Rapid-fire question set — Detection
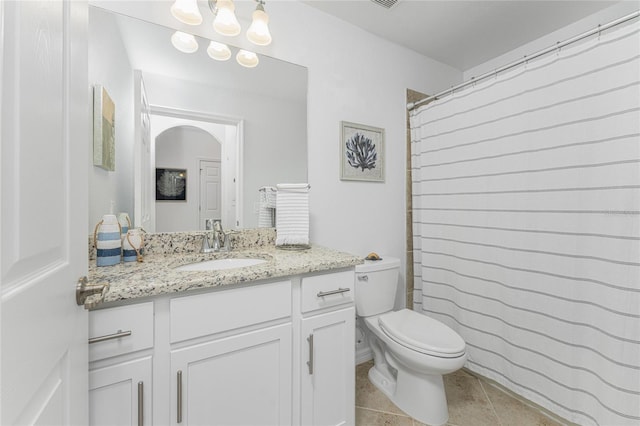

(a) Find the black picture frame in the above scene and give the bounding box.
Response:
[156,168,187,201]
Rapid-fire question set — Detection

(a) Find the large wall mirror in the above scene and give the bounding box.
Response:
[88,6,307,233]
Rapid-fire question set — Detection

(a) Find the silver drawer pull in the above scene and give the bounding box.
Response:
[317,288,351,298]
[138,381,144,426]
[177,370,183,423]
[307,334,314,375]
[88,329,132,344]
[357,275,368,281]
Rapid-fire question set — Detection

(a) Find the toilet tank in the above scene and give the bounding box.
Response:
[355,257,400,317]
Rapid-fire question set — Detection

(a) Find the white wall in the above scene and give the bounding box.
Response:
[155,126,221,232]
[463,1,640,80]
[89,0,464,306]
[88,7,135,231]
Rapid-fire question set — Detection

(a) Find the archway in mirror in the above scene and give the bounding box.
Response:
[151,117,238,233]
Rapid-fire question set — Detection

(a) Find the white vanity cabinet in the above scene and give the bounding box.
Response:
[88,268,356,426]
[88,302,154,426]
[168,280,293,426]
[299,271,356,426]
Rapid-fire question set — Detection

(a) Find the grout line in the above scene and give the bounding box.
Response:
[355,405,411,419]
[479,378,505,426]
[473,372,573,426]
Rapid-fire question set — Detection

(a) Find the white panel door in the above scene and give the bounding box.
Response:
[199,160,221,229]
[171,324,292,425]
[89,357,153,426]
[134,70,153,232]
[1,0,89,424]
[301,308,355,426]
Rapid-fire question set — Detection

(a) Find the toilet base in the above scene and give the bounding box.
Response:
[368,363,449,426]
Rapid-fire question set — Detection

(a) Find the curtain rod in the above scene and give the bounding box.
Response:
[407,9,640,111]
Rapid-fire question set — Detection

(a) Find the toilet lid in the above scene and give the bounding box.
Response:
[378,309,466,358]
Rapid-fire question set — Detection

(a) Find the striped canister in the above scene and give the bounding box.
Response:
[94,214,122,266]
[122,228,144,262]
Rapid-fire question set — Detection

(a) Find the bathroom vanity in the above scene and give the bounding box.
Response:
[86,230,361,426]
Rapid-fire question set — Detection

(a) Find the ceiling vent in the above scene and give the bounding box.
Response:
[370,0,401,9]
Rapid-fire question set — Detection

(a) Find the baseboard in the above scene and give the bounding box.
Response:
[355,348,372,365]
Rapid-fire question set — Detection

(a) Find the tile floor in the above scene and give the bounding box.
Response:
[355,360,564,426]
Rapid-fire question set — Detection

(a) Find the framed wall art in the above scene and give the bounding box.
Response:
[156,168,187,201]
[340,121,385,182]
[93,85,116,171]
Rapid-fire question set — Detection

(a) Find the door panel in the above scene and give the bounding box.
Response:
[89,357,153,426]
[1,0,89,424]
[171,324,292,425]
[301,308,355,426]
[199,160,221,229]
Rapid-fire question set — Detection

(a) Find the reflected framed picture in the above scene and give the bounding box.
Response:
[340,121,385,182]
[156,168,187,201]
[93,85,116,171]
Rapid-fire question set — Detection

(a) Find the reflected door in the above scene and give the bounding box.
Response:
[199,160,222,229]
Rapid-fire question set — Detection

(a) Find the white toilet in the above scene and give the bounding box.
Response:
[355,257,467,426]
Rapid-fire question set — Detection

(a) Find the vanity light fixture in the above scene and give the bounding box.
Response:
[236,49,259,68]
[170,0,203,25]
[246,1,272,46]
[171,31,199,53]
[207,41,232,61]
[195,0,272,46]
[210,0,242,37]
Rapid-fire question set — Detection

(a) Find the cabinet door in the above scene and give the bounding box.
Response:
[89,357,152,426]
[301,307,355,426]
[171,323,292,426]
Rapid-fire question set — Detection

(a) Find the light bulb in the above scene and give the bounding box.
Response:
[170,0,203,25]
[171,31,199,53]
[207,41,231,61]
[246,4,271,46]
[213,0,241,37]
[236,50,259,68]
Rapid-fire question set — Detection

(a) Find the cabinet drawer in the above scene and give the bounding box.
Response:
[301,270,355,313]
[89,302,154,362]
[170,280,292,343]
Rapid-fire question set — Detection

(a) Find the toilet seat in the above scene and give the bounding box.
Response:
[378,309,465,358]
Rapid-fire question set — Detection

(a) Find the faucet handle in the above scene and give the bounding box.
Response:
[205,218,214,230]
[223,232,232,251]
[201,233,212,252]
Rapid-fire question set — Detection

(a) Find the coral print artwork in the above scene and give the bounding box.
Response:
[340,121,385,182]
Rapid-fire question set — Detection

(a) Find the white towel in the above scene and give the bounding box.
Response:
[258,186,277,227]
[276,183,310,246]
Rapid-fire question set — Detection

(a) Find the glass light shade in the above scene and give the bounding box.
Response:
[246,6,271,46]
[171,31,199,53]
[207,41,231,61]
[213,0,241,36]
[170,0,203,25]
[236,50,259,68]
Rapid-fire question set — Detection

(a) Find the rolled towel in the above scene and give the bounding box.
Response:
[258,186,277,227]
[276,183,309,246]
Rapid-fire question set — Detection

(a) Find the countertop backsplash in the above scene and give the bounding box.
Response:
[88,228,277,261]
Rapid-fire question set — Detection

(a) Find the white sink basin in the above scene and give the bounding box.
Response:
[174,257,267,272]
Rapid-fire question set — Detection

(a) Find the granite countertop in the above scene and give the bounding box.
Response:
[86,244,363,309]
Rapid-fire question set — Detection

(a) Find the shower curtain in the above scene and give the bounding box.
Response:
[410,18,639,426]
